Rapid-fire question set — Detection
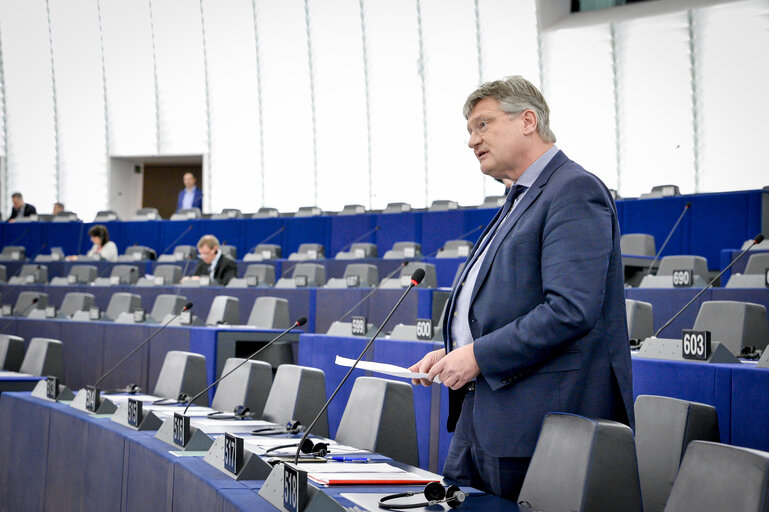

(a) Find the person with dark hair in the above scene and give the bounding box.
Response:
[8,192,36,222]
[66,224,118,262]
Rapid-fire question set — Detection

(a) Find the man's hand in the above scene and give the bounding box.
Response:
[428,343,480,390]
[408,348,446,387]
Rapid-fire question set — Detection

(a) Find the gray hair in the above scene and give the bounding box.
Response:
[463,75,556,143]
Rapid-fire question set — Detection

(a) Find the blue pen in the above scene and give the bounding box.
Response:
[329,456,369,462]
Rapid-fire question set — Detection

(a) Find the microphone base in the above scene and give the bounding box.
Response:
[203,435,273,480]
[635,338,739,364]
[155,420,213,451]
[111,401,163,431]
[30,380,75,402]
[69,388,118,415]
[258,462,346,512]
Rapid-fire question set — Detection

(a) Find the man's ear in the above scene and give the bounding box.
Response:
[521,109,538,136]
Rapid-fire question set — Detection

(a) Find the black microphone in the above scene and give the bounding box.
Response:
[647,202,692,274]
[160,225,194,256]
[106,190,123,207]
[336,226,381,254]
[84,303,194,410]
[0,298,39,333]
[293,268,425,464]
[182,316,308,415]
[653,234,764,338]
[264,438,328,457]
[249,226,286,253]
[338,261,409,322]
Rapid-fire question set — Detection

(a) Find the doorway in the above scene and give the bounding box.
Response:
[143,161,203,219]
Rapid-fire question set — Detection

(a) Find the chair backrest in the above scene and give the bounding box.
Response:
[211,358,273,416]
[429,199,458,211]
[219,244,237,260]
[0,334,25,371]
[634,395,720,512]
[59,292,95,317]
[133,207,160,220]
[383,202,411,214]
[384,241,421,259]
[657,255,709,279]
[342,264,379,287]
[741,238,769,251]
[68,265,98,284]
[152,351,207,406]
[295,206,322,217]
[518,413,642,512]
[621,234,656,256]
[173,208,201,219]
[153,265,182,285]
[252,207,279,218]
[18,264,48,284]
[745,253,769,275]
[692,300,769,355]
[247,297,290,329]
[297,243,323,257]
[174,245,197,259]
[149,294,188,322]
[253,244,281,259]
[107,264,138,284]
[480,195,505,208]
[340,204,365,215]
[19,337,64,378]
[122,246,156,262]
[640,184,680,198]
[664,441,769,512]
[94,210,119,222]
[399,262,437,288]
[244,264,276,286]
[289,263,326,286]
[105,293,142,321]
[349,243,377,258]
[1,246,26,259]
[626,299,654,342]
[13,292,48,316]
[52,211,78,222]
[0,264,6,283]
[438,240,473,258]
[261,364,329,437]
[205,296,239,325]
[335,377,419,466]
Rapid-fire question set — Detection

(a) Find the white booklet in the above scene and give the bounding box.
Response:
[334,355,441,383]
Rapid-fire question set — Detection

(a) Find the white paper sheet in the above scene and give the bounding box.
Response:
[334,355,441,383]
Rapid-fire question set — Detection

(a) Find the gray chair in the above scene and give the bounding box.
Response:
[13,292,48,316]
[153,351,207,406]
[335,377,419,466]
[0,246,26,260]
[252,207,279,218]
[295,206,322,217]
[383,241,421,259]
[429,199,458,211]
[120,246,156,262]
[664,441,769,512]
[479,195,505,208]
[154,265,182,285]
[104,293,142,321]
[626,299,654,342]
[0,334,25,371]
[247,297,290,329]
[52,211,78,222]
[518,412,642,512]
[287,243,324,261]
[220,244,237,260]
[58,292,95,318]
[148,294,188,323]
[92,264,140,286]
[0,264,6,283]
[276,263,326,288]
[170,208,201,220]
[211,358,273,417]
[9,264,48,285]
[157,245,197,263]
[244,264,276,287]
[379,262,437,289]
[211,208,242,219]
[243,244,282,261]
[261,364,329,437]
[335,242,378,260]
[621,234,656,256]
[133,207,160,220]
[727,253,769,287]
[634,395,720,512]
[93,210,119,222]
[741,238,769,251]
[639,184,680,198]
[339,204,365,215]
[19,338,64,378]
[69,265,98,284]
[691,300,769,356]
[383,202,411,214]
[639,255,709,288]
[325,264,379,289]
[205,296,239,325]
[437,240,473,259]
[34,247,65,263]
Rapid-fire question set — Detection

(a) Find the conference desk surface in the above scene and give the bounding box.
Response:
[0,392,521,512]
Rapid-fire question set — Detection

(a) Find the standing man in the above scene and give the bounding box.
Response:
[186,235,237,286]
[176,172,203,212]
[8,192,37,222]
[410,76,633,500]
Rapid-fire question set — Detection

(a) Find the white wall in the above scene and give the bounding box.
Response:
[0,0,766,219]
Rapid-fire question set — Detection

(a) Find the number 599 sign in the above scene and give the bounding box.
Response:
[682,329,711,360]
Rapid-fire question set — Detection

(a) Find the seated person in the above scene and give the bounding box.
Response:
[8,192,36,222]
[66,225,118,262]
[53,202,65,215]
[183,235,237,286]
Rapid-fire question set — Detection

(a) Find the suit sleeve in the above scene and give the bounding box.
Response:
[473,173,614,391]
[193,190,203,210]
[218,259,237,285]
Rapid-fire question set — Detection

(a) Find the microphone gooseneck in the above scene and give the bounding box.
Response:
[653,233,764,337]
[293,269,425,464]
[647,202,691,274]
[0,298,39,334]
[338,261,408,322]
[182,316,308,415]
[160,225,194,256]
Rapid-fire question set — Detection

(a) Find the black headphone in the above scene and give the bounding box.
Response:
[252,419,305,436]
[152,392,189,405]
[378,482,466,509]
[264,438,329,457]
[207,405,256,420]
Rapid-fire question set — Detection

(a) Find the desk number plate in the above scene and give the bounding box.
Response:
[223,433,243,475]
[351,316,367,336]
[179,310,192,325]
[89,307,100,320]
[85,385,100,412]
[682,330,711,361]
[346,274,360,288]
[46,376,59,400]
[416,319,434,340]
[45,306,57,318]
[295,275,308,288]
[173,413,190,447]
[127,398,143,427]
[672,269,693,287]
[246,275,259,287]
[283,463,307,512]
[133,309,145,323]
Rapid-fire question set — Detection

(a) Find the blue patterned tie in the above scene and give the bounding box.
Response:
[468,184,527,263]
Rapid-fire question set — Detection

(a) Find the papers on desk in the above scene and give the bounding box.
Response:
[334,355,442,383]
[101,393,159,404]
[297,462,441,486]
[0,371,36,378]
[148,405,216,418]
[192,418,272,434]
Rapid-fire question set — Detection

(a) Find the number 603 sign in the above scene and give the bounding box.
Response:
[682,329,711,361]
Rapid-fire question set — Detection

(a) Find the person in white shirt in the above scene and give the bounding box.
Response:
[66,225,118,262]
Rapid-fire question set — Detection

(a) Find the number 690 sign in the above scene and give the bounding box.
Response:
[682,329,711,361]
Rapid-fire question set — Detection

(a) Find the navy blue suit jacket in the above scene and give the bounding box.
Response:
[443,150,634,458]
[177,187,203,211]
